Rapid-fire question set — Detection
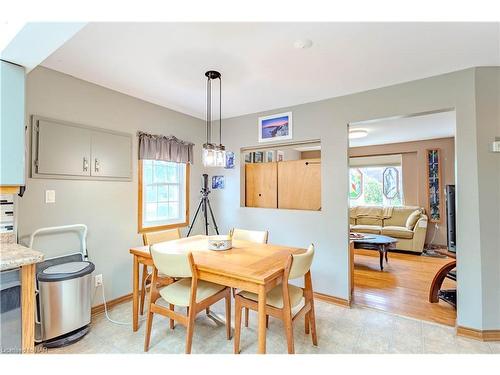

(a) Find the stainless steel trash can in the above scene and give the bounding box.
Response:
[38,261,95,345]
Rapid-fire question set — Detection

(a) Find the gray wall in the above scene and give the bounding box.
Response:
[474,68,500,330]
[18,67,205,305]
[208,67,500,331]
[18,66,500,331]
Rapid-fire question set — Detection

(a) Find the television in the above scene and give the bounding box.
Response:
[445,185,456,252]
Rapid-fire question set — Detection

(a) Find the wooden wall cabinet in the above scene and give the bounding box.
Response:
[278,158,321,210]
[245,163,277,208]
[245,158,321,211]
[31,116,132,181]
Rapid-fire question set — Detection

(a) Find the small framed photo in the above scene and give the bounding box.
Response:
[277,150,284,162]
[265,151,274,162]
[212,175,225,189]
[258,112,292,143]
[244,153,252,163]
[253,151,264,163]
[225,151,235,169]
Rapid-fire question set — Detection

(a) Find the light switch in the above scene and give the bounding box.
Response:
[45,190,56,203]
[491,140,500,153]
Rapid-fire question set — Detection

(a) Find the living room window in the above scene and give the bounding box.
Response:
[138,160,189,232]
[349,155,404,207]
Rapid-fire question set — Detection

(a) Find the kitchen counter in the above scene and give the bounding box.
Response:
[0,239,43,353]
[0,242,44,271]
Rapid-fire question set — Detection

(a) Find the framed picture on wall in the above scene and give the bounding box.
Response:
[277,150,284,162]
[212,175,225,189]
[225,151,235,169]
[426,149,442,222]
[253,151,263,163]
[258,112,293,143]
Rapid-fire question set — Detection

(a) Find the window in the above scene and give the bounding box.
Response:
[138,160,189,232]
[349,165,404,207]
[350,168,363,199]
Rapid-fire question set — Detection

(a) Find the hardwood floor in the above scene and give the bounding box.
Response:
[353,249,456,326]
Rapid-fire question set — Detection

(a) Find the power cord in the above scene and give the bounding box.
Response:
[427,223,439,249]
[93,280,147,326]
[424,223,440,253]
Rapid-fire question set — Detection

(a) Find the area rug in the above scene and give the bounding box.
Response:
[422,249,447,258]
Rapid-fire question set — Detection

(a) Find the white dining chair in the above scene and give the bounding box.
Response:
[234,244,317,354]
[140,228,181,314]
[230,227,270,325]
[230,228,269,244]
[144,247,232,354]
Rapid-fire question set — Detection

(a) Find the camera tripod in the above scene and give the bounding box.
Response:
[187,174,219,236]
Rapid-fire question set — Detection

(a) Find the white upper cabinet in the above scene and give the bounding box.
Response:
[36,119,91,177]
[0,61,26,186]
[91,130,132,178]
[32,116,132,181]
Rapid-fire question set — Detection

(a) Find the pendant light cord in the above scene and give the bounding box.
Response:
[204,72,222,147]
[219,77,222,145]
[207,77,211,144]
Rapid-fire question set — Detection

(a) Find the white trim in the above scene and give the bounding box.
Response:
[349,154,402,167]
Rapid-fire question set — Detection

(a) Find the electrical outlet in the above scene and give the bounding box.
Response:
[95,274,103,287]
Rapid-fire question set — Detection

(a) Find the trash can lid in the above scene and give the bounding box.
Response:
[38,261,95,282]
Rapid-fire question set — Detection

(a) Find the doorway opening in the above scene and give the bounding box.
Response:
[348,109,457,326]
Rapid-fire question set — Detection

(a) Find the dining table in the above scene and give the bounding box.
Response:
[129,234,305,354]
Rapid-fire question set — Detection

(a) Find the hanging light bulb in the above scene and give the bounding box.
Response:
[215,145,226,167]
[202,70,230,168]
[203,145,216,167]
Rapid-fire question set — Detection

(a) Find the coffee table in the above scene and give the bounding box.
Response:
[351,234,397,270]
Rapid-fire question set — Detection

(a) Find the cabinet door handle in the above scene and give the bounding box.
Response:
[83,157,88,172]
[94,158,100,173]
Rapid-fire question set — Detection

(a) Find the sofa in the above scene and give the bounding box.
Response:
[350,205,428,253]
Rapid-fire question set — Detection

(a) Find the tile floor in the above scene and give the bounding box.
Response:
[45,298,498,354]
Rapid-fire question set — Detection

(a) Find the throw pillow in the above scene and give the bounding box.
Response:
[405,210,421,230]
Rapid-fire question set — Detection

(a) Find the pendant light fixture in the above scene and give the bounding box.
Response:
[202,70,227,167]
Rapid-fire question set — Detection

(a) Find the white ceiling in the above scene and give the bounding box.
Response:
[349,110,456,147]
[1,22,86,72]
[41,22,500,120]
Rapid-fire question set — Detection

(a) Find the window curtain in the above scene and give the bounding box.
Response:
[138,131,194,164]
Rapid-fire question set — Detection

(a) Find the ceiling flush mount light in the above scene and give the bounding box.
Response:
[202,70,228,168]
[293,38,313,49]
[348,129,369,139]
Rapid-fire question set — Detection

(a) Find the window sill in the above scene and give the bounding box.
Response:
[138,220,189,234]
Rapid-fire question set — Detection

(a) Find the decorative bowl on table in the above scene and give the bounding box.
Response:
[208,235,232,251]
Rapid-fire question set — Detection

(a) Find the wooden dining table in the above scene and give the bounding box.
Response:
[129,234,305,354]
